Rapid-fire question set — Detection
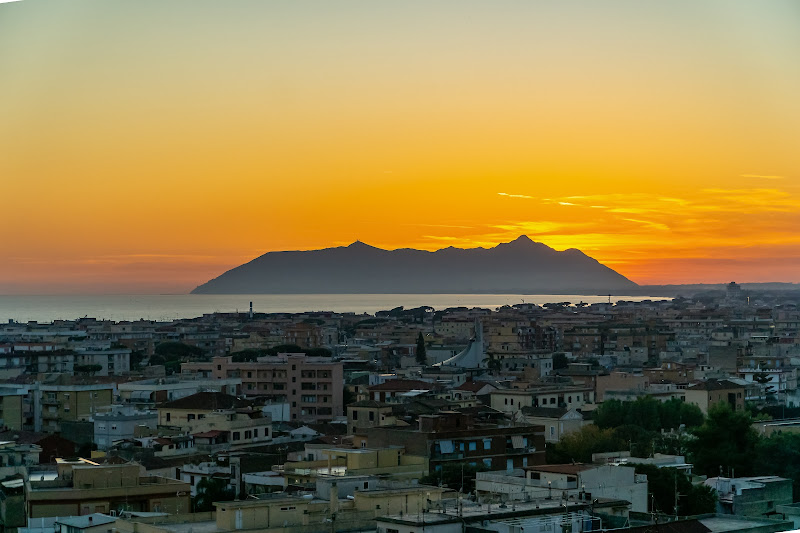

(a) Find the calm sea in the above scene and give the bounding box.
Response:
[0,294,668,323]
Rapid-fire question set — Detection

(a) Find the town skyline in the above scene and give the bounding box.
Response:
[2,1,800,294]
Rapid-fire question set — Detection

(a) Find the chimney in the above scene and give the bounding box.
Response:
[330,481,339,514]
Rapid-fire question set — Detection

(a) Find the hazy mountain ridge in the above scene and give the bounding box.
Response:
[191,236,639,295]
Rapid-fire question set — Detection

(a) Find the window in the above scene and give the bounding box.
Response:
[254,428,259,437]
[166,413,171,422]
[233,432,240,441]
[369,411,375,421]
[188,414,195,421]
[483,438,492,450]
[352,410,358,420]
[550,426,555,436]
[247,372,252,378]
[468,441,477,451]
[244,430,252,439]
[483,458,492,468]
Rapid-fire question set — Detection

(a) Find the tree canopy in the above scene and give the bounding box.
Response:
[689,403,759,478]
[194,477,235,512]
[547,425,625,463]
[594,397,704,433]
[633,464,717,516]
[416,332,427,365]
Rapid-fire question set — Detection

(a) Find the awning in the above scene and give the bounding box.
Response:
[439,440,454,454]
[511,435,525,449]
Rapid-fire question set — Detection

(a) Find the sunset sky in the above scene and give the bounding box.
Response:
[2,1,800,294]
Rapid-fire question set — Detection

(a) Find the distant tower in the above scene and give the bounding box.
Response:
[249,301,253,319]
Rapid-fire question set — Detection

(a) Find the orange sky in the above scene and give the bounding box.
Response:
[2,1,800,293]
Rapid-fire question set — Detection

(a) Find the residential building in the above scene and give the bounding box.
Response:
[181,354,343,422]
[25,462,190,518]
[684,379,746,414]
[156,391,252,430]
[54,514,118,533]
[363,411,545,472]
[705,476,793,517]
[117,376,241,409]
[490,386,595,414]
[93,406,158,451]
[0,439,41,467]
[346,401,398,434]
[520,407,590,443]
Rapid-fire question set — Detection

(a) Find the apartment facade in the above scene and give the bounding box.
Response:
[182,354,343,422]
[364,412,545,472]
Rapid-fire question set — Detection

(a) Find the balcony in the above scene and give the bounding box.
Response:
[431,451,465,460]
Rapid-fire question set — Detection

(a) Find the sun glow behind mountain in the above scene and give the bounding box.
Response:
[1,1,800,293]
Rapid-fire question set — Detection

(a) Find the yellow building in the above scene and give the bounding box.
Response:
[26,462,190,518]
[214,484,445,533]
[0,391,24,431]
[684,378,745,414]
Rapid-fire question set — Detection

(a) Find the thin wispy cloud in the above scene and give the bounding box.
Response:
[741,174,784,180]
[622,218,670,231]
[497,192,533,199]
[406,223,474,229]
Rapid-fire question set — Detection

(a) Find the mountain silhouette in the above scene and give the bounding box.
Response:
[191,236,638,294]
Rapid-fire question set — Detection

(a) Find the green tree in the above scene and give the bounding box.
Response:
[659,398,704,430]
[483,355,502,373]
[342,386,356,406]
[634,464,716,516]
[594,397,703,433]
[416,332,427,365]
[625,396,661,430]
[129,350,145,371]
[612,425,658,458]
[685,484,719,516]
[230,349,268,362]
[754,431,800,496]
[593,399,627,429]
[193,477,235,512]
[552,353,569,370]
[154,341,206,359]
[547,425,624,464]
[689,403,759,477]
